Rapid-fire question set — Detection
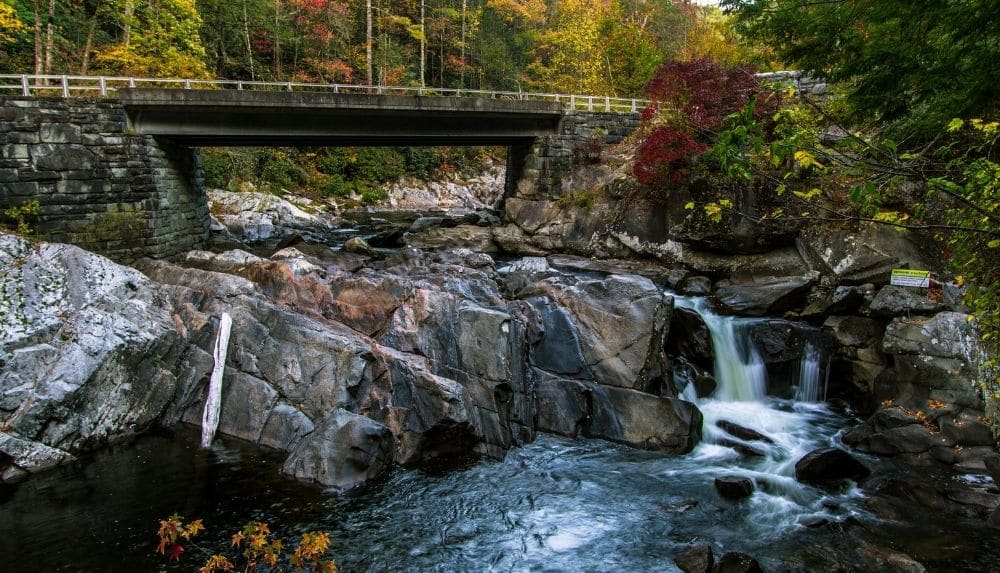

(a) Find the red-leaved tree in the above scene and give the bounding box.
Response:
[635,58,776,185]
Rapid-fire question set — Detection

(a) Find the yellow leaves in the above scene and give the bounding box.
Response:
[947,118,966,132]
[199,555,235,573]
[684,201,695,210]
[793,149,825,170]
[873,210,910,229]
[792,188,822,201]
[0,2,26,44]
[291,532,335,571]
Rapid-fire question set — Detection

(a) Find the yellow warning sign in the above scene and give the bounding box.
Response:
[890,269,931,287]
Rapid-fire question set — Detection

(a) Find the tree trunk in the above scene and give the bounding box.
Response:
[33,0,42,76]
[243,0,255,80]
[366,0,373,86]
[419,0,425,87]
[460,0,466,89]
[43,0,55,74]
[274,0,282,78]
[79,1,102,75]
[123,0,133,46]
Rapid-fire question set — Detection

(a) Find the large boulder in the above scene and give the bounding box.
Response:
[281,408,394,491]
[882,312,977,358]
[207,189,339,246]
[534,375,702,453]
[511,272,672,391]
[0,234,186,479]
[794,447,871,484]
[869,285,947,318]
[405,225,498,253]
[715,275,816,316]
[797,223,937,285]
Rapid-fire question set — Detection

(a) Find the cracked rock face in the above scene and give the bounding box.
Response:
[0,234,185,477]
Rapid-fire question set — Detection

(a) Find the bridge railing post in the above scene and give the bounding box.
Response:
[237,81,243,90]
[631,99,637,113]
[605,96,610,112]
[128,77,135,88]
[587,96,593,112]
[99,76,107,96]
[184,79,191,89]
[20,74,30,96]
[61,75,69,97]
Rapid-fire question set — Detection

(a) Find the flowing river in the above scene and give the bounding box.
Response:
[1,294,996,571]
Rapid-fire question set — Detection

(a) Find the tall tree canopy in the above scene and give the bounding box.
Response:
[0,0,744,97]
[723,0,1000,139]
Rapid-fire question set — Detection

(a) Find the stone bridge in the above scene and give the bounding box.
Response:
[0,88,641,260]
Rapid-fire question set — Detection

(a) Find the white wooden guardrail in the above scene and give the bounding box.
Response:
[0,74,651,114]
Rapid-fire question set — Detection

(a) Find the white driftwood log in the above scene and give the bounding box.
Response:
[200,312,233,448]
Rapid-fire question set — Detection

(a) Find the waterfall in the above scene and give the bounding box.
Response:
[672,296,767,402]
[794,342,827,403]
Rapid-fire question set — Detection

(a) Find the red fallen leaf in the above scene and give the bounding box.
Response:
[168,543,185,561]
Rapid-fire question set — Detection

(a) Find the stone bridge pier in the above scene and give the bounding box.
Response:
[0,90,642,260]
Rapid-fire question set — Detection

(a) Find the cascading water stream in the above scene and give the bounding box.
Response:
[670,294,856,531]
[795,341,828,403]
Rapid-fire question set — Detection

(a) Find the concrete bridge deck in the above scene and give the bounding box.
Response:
[120,89,567,147]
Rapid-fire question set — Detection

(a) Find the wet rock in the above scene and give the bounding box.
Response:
[794,448,870,484]
[869,285,947,318]
[343,236,378,257]
[662,498,699,513]
[714,476,755,500]
[823,316,884,348]
[717,420,774,444]
[589,386,702,453]
[666,306,714,371]
[718,440,766,458]
[680,276,712,296]
[985,454,1000,485]
[857,545,926,573]
[714,551,763,573]
[675,544,714,573]
[715,275,815,316]
[799,515,830,528]
[671,356,716,399]
[281,409,394,491]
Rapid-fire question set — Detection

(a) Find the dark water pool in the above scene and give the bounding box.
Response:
[1,422,997,572]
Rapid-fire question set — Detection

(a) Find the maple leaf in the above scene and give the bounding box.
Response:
[168,543,185,561]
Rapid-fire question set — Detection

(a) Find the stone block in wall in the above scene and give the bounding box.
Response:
[39,122,81,144]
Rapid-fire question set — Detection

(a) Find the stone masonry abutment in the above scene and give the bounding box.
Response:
[0,97,208,261]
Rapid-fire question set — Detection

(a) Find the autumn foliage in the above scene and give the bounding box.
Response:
[157,515,336,572]
[634,58,776,185]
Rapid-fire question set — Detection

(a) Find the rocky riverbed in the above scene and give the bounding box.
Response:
[2,167,999,570]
